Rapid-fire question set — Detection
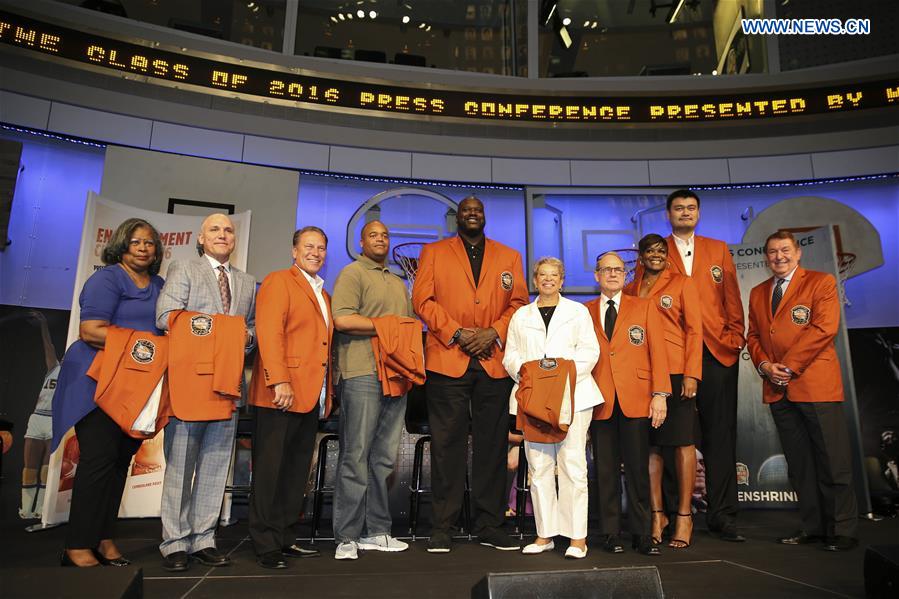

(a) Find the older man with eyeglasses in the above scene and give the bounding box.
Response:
[585,251,671,557]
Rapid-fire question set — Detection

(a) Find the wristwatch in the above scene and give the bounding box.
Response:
[451,329,462,344]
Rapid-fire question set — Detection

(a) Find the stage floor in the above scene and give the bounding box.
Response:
[1,510,896,598]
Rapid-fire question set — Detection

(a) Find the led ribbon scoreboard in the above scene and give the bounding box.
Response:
[1,10,897,124]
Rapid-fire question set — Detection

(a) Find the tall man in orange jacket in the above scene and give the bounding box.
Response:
[747,231,858,552]
[412,196,529,553]
[664,189,746,542]
[586,252,671,556]
[330,220,417,560]
[156,213,257,572]
[248,226,333,569]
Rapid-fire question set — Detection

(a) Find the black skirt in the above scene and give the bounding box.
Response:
[649,373,699,447]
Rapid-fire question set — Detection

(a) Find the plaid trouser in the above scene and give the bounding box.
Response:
[159,413,237,556]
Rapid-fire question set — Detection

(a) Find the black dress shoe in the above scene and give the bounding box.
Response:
[822,536,858,552]
[191,547,231,567]
[92,549,131,567]
[163,551,190,572]
[601,535,625,554]
[60,551,100,568]
[282,544,320,558]
[633,535,661,556]
[257,551,288,569]
[778,531,823,545]
[718,527,746,543]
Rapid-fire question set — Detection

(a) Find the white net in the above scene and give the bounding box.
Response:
[392,242,425,290]
[837,252,856,306]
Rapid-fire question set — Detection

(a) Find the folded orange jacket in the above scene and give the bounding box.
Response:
[167,310,246,421]
[370,315,426,397]
[515,357,577,444]
[86,326,172,439]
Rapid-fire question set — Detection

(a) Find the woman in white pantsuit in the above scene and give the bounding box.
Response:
[503,257,603,559]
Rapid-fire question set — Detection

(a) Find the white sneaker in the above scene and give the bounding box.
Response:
[522,540,555,555]
[358,534,409,552]
[565,545,588,559]
[334,541,359,560]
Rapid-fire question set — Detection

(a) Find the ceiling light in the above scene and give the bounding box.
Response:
[562,17,571,26]
[369,10,377,18]
[425,25,431,31]
[591,21,598,29]
[418,22,426,29]
[712,69,718,75]
[330,16,338,23]
[338,13,345,20]
[583,20,590,27]
[357,9,365,18]
[402,15,410,24]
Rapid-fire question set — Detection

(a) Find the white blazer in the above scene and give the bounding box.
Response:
[503,295,604,414]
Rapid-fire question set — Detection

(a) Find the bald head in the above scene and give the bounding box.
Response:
[198,213,236,263]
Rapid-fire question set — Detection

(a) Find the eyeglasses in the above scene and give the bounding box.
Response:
[597,267,627,275]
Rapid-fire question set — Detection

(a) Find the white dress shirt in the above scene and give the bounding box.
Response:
[772,265,799,299]
[599,290,623,326]
[297,264,329,414]
[672,233,695,276]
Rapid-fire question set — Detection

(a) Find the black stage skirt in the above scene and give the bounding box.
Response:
[650,373,699,447]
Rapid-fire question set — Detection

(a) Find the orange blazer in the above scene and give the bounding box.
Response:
[370,315,426,397]
[515,358,576,444]
[585,295,671,420]
[665,234,745,367]
[747,267,843,404]
[625,268,703,380]
[412,236,528,379]
[167,311,246,421]
[87,326,172,439]
[250,266,333,416]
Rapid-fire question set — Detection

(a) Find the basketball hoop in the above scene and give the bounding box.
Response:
[392,242,426,290]
[837,252,856,306]
[609,249,641,286]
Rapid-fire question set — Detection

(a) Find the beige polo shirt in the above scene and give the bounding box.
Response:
[331,254,415,381]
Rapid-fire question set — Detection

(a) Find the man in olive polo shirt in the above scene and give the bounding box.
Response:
[331,220,416,560]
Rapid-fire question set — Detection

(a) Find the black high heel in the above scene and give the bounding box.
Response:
[92,548,131,566]
[60,551,100,567]
[650,510,668,545]
[668,513,693,549]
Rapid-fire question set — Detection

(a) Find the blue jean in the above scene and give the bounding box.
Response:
[333,374,407,542]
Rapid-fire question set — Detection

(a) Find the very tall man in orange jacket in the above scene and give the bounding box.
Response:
[663,189,746,542]
[747,231,858,552]
[248,226,333,569]
[412,196,528,553]
[586,251,671,556]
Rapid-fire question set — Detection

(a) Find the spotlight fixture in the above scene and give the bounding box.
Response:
[338,13,345,20]
[712,69,718,75]
[418,22,426,29]
[425,25,431,31]
[369,10,377,18]
[330,16,338,23]
[402,15,410,24]
[357,9,365,18]
[583,20,590,27]
[590,21,598,29]
[562,17,571,26]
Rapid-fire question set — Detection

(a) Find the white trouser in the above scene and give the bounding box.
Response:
[525,408,592,540]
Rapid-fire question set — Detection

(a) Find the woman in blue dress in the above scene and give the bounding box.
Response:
[52,218,165,567]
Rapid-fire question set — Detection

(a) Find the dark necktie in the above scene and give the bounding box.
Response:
[771,278,785,315]
[604,299,617,338]
[217,265,232,315]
